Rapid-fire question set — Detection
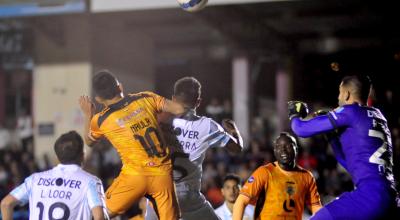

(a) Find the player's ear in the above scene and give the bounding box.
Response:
[345,90,350,101]
[94,96,103,104]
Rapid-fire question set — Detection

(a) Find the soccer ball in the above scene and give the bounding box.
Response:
[177,0,208,12]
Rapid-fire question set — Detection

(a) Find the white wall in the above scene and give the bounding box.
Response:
[33,63,91,165]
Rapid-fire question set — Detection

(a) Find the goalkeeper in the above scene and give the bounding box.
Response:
[287,75,399,220]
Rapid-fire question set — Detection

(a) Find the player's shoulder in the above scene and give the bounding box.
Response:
[132,91,158,98]
[257,163,276,174]
[203,116,216,126]
[208,117,224,131]
[94,106,111,119]
[214,204,227,216]
[295,165,316,178]
[214,204,224,213]
[207,117,218,124]
[27,168,56,183]
[26,170,45,181]
[333,104,354,113]
[34,167,55,177]
[77,169,101,182]
[245,164,273,183]
[330,104,360,119]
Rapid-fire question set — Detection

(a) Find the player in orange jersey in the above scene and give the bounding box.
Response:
[233,132,322,220]
[79,70,184,219]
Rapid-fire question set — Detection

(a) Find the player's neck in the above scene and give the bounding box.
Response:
[278,161,296,171]
[184,108,196,115]
[103,95,124,107]
[347,96,365,106]
[226,201,234,213]
[181,109,199,120]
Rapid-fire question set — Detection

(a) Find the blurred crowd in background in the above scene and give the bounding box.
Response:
[0,89,399,219]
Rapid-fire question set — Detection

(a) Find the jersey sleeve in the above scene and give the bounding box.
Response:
[291,115,335,138]
[240,166,269,204]
[305,172,321,208]
[141,91,166,113]
[88,114,104,141]
[290,104,355,138]
[327,105,354,129]
[10,175,33,205]
[208,120,231,148]
[87,178,106,209]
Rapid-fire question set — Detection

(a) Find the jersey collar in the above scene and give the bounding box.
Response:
[181,109,200,121]
[223,202,233,215]
[55,164,81,172]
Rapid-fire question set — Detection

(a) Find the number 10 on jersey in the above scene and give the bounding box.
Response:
[133,126,167,158]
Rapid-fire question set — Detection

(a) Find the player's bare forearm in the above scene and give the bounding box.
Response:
[233,195,250,220]
[92,206,106,220]
[79,95,96,146]
[1,195,20,220]
[83,116,95,147]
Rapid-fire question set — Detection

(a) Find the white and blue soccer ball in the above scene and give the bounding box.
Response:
[177,0,208,12]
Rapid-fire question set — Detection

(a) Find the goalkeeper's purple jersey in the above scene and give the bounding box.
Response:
[291,103,395,190]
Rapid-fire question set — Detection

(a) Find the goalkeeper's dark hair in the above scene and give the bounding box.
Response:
[223,174,242,185]
[54,131,84,165]
[93,70,121,100]
[341,75,372,103]
[174,76,201,108]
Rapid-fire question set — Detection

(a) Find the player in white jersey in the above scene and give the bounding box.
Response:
[1,131,107,220]
[215,174,254,220]
[145,76,243,220]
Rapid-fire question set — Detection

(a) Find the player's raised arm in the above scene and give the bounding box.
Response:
[288,101,336,137]
[0,195,20,220]
[232,194,250,220]
[79,95,96,146]
[221,119,243,153]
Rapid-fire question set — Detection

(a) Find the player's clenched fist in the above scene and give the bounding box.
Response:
[222,119,236,133]
[287,101,309,120]
[222,119,243,147]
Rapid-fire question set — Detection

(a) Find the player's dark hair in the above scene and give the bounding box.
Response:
[93,70,121,100]
[274,132,299,151]
[174,77,201,108]
[341,75,371,103]
[223,174,242,185]
[275,132,298,148]
[54,131,84,165]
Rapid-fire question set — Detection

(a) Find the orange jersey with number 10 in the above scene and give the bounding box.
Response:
[89,91,171,176]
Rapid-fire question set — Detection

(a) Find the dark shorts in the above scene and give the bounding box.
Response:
[311,179,397,220]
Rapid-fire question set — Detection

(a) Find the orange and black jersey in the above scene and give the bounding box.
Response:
[89,91,171,175]
[241,162,321,220]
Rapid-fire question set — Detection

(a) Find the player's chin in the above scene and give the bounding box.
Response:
[228,197,237,203]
